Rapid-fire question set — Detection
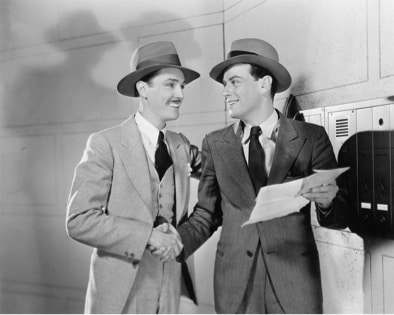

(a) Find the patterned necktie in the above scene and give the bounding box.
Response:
[248,126,268,194]
[154,131,173,180]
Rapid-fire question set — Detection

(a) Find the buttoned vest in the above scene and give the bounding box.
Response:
[147,158,175,223]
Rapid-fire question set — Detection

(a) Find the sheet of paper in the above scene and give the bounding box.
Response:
[242,178,308,227]
[296,166,350,196]
[242,167,350,227]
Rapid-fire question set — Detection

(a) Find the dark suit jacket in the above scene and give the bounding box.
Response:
[178,112,348,314]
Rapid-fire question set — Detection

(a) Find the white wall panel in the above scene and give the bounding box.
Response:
[380,0,394,78]
[225,0,368,97]
[58,0,223,40]
[0,216,69,285]
[0,135,56,206]
[0,0,58,52]
[383,255,394,313]
[224,0,241,10]
[0,291,65,314]
[317,241,366,313]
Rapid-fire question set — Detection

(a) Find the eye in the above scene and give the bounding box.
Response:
[181,84,185,90]
[231,79,240,86]
[166,82,175,89]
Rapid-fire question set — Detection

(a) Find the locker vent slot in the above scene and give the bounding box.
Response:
[335,118,349,137]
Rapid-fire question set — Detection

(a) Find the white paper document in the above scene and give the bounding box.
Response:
[242,167,350,227]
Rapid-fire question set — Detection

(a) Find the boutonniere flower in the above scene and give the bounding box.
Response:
[187,163,192,177]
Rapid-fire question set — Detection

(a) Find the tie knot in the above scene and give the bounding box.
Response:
[158,131,165,143]
[250,126,262,138]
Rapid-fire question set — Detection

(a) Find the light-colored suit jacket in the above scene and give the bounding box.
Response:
[178,112,348,314]
[66,115,200,313]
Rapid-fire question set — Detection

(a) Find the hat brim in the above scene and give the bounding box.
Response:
[117,64,200,97]
[209,55,291,93]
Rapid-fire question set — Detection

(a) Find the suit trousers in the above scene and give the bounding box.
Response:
[237,242,285,314]
[122,250,181,314]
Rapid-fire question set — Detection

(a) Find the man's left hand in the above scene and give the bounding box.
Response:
[301,179,338,209]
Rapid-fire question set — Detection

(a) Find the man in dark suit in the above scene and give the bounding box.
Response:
[176,38,349,313]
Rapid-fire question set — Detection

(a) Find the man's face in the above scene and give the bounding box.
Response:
[222,64,263,121]
[144,67,185,125]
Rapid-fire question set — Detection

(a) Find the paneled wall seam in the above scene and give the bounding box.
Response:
[0,13,223,62]
[224,0,267,23]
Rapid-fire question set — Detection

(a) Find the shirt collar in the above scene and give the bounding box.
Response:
[135,111,167,144]
[241,110,279,144]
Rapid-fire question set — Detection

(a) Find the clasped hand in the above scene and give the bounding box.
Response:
[147,223,183,262]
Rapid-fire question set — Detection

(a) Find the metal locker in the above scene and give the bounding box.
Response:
[372,105,391,234]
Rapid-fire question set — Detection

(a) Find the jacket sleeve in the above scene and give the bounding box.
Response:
[179,133,202,179]
[66,132,152,261]
[312,126,349,229]
[177,135,222,260]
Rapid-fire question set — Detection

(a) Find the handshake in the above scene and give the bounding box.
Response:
[147,222,183,262]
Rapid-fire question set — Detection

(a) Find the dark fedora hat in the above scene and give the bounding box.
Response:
[117,41,200,97]
[209,38,291,93]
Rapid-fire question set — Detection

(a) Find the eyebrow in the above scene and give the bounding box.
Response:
[164,78,185,84]
[223,75,242,84]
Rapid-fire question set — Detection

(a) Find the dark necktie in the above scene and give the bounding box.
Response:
[155,131,173,180]
[248,126,268,194]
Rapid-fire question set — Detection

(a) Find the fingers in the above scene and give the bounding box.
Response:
[148,223,183,262]
[301,180,338,205]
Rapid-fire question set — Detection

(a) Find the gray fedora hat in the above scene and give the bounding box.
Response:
[209,38,291,92]
[117,41,200,97]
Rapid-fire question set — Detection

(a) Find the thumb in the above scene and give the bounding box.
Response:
[157,222,169,233]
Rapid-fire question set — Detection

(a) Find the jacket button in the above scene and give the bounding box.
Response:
[124,251,129,256]
[246,250,253,257]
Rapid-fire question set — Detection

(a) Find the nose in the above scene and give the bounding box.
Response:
[222,84,232,97]
[174,85,184,99]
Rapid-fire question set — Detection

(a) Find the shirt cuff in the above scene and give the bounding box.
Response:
[316,202,333,217]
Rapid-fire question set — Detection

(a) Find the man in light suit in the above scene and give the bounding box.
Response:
[176,38,349,313]
[66,41,201,314]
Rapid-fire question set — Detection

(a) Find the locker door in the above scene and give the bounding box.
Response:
[356,108,374,232]
[372,105,391,234]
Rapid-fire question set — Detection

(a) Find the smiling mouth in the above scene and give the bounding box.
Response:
[167,99,182,108]
[226,99,239,107]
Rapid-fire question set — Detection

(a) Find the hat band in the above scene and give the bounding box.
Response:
[227,50,259,58]
[136,54,181,70]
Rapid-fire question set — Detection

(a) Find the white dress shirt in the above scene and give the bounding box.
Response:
[241,110,279,175]
[135,111,169,164]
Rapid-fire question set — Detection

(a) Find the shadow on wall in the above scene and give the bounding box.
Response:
[0,11,121,312]
[119,10,202,61]
[387,95,394,102]
[1,10,120,128]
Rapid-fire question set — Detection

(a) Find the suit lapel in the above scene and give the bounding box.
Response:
[213,124,256,202]
[268,114,305,184]
[167,131,188,225]
[118,116,152,214]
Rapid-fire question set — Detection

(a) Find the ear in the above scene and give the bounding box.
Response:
[136,80,148,98]
[259,75,272,94]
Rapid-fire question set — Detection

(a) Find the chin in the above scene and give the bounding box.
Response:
[166,113,180,121]
[228,110,239,119]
